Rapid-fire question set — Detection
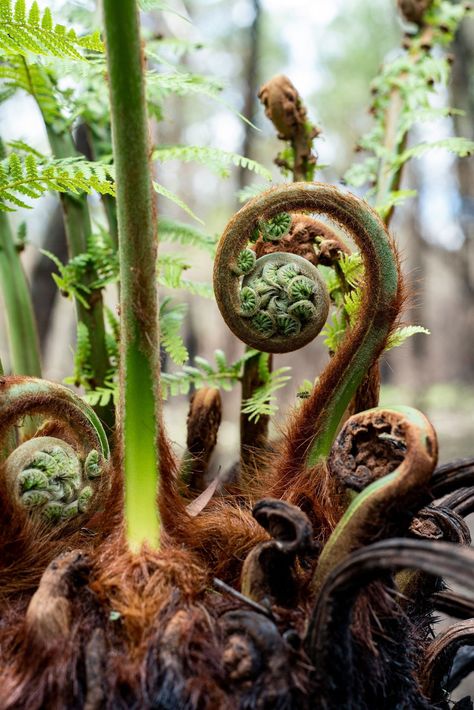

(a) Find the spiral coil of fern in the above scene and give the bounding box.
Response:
[214,193,330,354]
[0,375,110,526]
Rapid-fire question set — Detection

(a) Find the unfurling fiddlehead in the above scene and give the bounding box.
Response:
[312,406,438,593]
[0,376,110,526]
[214,183,402,489]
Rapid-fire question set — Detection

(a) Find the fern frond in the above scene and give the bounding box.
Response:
[0,154,115,211]
[146,70,256,127]
[386,325,430,350]
[161,348,258,399]
[0,55,64,122]
[139,0,190,21]
[159,297,188,365]
[158,252,213,298]
[69,321,93,387]
[147,70,223,100]
[153,145,272,181]
[393,137,474,167]
[237,183,268,204]
[338,253,364,287]
[153,181,203,223]
[158,216,217,255]
[241,366,292,422]
[0,0,103,59]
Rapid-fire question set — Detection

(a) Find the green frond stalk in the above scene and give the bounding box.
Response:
[103,0,161,550]
[0,210,41,379]
[12,56,114,425]
[45,121,113,427]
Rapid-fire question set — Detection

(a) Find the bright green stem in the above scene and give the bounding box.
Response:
[0,211,42,379]
[103,0,161,550]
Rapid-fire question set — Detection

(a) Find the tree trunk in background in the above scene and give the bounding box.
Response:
[451,18,474,381]
[238,0,261,192]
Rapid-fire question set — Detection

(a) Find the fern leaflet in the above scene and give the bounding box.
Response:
[153,145,272,181]
[0,0,103,59]
[0,153,115,211]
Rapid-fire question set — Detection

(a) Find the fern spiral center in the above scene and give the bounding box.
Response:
[5,436,104,524]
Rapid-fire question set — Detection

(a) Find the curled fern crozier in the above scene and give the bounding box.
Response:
[0,375,110,527]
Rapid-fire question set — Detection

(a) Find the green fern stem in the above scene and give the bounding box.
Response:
[103,0,161,550]
[215,183,400,487]
[0,210,41,379]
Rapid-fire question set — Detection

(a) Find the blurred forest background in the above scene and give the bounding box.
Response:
[0,0,473,464]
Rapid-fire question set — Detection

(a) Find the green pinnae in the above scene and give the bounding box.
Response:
[287,274,316,301]
[259,289,279,308]
[22,490,51,508]
[277,313,301,336]
[85,450,102,478]
[268,295,291,314]
[62,501,80,519]
[236,248,257,275]
[276,262,300,287]
[254,280,277,296]
[288,299,317,321]
[78,486,93,512]
[240,286,260,317]
[252,311,276,338]
[262,261,281,287]
[43,501,65,522]
[18,468,49,491]
[261,212,292,241]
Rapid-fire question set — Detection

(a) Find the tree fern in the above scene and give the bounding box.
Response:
[0,153,115,211]
[153,145,272,181]
[0,0,103,59]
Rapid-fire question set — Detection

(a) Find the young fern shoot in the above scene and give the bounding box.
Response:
[103,0,161,550]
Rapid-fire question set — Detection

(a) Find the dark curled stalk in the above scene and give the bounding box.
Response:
[429,457,474,499]
[420,619,474,704]
[305,538,474,709]
[431,591,474,620]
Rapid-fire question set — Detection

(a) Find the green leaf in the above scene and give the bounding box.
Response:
[237,183,267,204]
[139,0,191,21]
[153,145,272,181]
[376,189,418,219]
[0,0,103,59]
[386,325,430,351]
[0,153,115,211]
[241,366,292,422]
[153,181,203,223]
[394,137,474,167]
[158,216,217,255]
[159,297,189,365]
